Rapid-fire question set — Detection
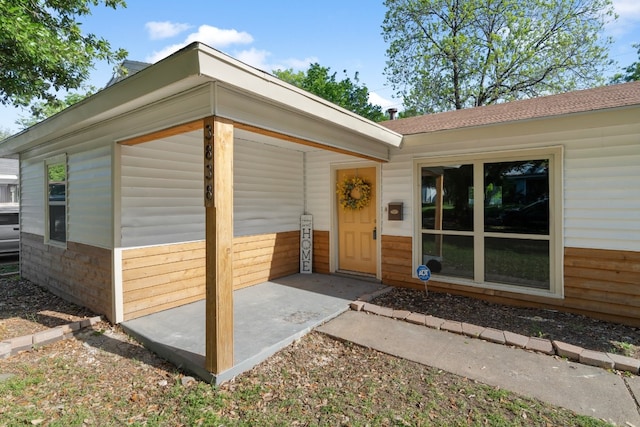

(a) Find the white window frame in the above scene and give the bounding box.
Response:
[413,146,563,298]
[45,154,68,247]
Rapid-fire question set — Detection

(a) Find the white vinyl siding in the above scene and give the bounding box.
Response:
[120,132,306,247]
[19,159,45,235]
[381,150,414,237]
[120,133,204,247]
[234,139,304,237]
[68,147,112,248]
[563,131,640,252]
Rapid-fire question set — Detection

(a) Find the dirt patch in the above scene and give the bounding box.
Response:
[0,276,97,341]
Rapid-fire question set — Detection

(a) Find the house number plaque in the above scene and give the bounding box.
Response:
[204,123,214,207]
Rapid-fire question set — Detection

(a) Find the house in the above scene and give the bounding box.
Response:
[0,158,19,204]
[0,42,402,373]
[0,42,638,376]
[380,81,640,328]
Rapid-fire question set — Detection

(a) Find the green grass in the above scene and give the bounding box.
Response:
[0,262,18,275]
[611,340,637,357]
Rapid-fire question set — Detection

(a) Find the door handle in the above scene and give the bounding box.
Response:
[372,227,377,240]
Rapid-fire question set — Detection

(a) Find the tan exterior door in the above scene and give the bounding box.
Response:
[337,167,377,275]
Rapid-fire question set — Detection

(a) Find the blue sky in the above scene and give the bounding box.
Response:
[2,0,639,133]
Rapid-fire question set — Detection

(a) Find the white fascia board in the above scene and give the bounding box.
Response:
[196,45,403,149]
[0,46,205,157]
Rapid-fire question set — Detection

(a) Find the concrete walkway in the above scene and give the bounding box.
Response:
[318,310,640,426]
[121,273,387,384]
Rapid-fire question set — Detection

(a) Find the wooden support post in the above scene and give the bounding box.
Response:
[204,116,234,374]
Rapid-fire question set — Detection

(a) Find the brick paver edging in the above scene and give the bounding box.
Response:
[0,316,103,359]
[351,290,640,376]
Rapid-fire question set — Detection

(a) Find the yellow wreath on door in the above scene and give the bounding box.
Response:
[337,176,372,210]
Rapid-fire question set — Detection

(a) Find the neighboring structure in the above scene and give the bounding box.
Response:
[104,60,151,88]
[0,158,19,204]
[0,42,638,377]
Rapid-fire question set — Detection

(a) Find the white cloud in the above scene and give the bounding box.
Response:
[144,23,317,74]
[608,0,640,35]
[146,44,187,63]
[369,91,398,111]
[145,21,192,40]
[234,48,272,70]
[145,24,254,63]
[183,25,253,46]
[613,0,640,17]
[217,48,317,74]
[281,57,319,70]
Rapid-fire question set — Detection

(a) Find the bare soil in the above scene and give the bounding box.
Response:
[0,276,96,341]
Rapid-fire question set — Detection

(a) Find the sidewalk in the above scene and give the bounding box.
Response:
[318,310,640,426]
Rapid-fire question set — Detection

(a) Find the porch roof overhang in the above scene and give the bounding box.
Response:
[0,42,402,161]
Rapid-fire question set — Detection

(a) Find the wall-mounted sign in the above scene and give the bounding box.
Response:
[300,215,313,274]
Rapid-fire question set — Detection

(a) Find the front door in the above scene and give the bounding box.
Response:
[337,167,377,275]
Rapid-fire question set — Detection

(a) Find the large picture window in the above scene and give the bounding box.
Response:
[46,157,67,244]
[416,148,562,296]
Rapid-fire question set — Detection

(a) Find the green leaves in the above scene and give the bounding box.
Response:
[383,0,616,113]
[0,0,127,108]
[16,86,96,128]
[274,63,387,122]
[611,43,640,83]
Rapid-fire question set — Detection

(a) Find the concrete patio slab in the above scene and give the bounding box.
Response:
[121,274,387,384]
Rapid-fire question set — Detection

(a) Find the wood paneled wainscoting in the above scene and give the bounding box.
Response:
[381,235,640,327]
[233,231,300,289]
[21,232,113,321]
[313,230,330,274]
[120,231,301,321]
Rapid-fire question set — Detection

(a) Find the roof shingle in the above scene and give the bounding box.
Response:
[380,81,640,135]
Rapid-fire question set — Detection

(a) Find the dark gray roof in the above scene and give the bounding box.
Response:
[105,60,152,88]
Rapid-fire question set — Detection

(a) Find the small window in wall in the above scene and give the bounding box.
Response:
[415,148,562,297]
[46,157,67,244]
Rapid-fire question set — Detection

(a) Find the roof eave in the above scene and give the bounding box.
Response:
[0,45,204,157]
[0,42,403,157]
[196,45,403,149]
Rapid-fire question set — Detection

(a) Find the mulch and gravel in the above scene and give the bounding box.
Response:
[371,287,640,360]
